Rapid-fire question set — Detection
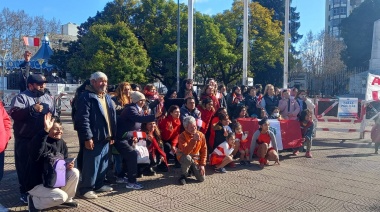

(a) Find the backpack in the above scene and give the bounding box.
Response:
[42,149,66,188]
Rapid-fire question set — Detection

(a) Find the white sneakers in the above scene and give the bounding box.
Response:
[83,185,113,199]
[96,185,113,192]
[83,191,98,199]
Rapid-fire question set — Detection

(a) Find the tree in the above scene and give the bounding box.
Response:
[76,0,189,89]
[340,0,380,70]
[253,0,302,52]
[67,22,149,84]
[194,13,237,85]
[214,1,284,86]
[0,8,61,60]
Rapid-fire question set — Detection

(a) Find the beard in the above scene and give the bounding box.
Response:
[32,88,45,97]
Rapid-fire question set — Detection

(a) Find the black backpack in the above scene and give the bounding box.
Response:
[42,146,66,188]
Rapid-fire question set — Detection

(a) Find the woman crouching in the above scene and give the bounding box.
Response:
[250,118,280,168]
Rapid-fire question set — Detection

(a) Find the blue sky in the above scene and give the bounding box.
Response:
[3,0,325,41]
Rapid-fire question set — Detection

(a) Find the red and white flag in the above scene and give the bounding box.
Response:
[237,118,303,150]
[133,131,147,139]
[23,37,40,46]
[196,119,206,129]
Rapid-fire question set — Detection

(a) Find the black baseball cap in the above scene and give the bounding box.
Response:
[27,74,48,84]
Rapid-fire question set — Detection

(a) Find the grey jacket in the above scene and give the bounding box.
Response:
[10,89,56,138]
[249,130,278,160]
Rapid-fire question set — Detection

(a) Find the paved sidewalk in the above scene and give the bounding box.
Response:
[1,116,380,211]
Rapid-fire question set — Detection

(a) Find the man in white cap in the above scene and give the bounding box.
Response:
[74,71,116,199]
[113,91,161,189]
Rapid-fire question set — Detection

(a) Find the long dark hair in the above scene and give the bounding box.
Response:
[141,122,163,146]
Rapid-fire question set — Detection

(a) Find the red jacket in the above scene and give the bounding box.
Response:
[196,105,215,135]
[208,116,219,151]
[158,115,181,147]
[0,103,11,153]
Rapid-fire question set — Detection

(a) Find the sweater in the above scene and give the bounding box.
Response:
[177,131,207,166]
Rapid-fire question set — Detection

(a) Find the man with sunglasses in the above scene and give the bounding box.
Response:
[9,74,56,204]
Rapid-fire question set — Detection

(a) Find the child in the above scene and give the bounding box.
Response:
[213,114,233,150]
[209,132,235,173]
[298,109,314,158]
[371,116,380,154]
[268,106,283,120]
[234,122,250,165]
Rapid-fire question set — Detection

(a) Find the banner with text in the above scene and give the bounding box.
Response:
[366,73,380,101]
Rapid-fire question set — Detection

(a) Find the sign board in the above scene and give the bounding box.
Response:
[46,83,65,96]
[247,77,253,86]
[338,98,358,118]
[366,73,380,101]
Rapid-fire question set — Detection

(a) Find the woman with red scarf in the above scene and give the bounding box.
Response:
[200,85,220,112]
[250,118,280,168]
[197,98,215,135]
[158,105,182,167]
[141,121,169,173]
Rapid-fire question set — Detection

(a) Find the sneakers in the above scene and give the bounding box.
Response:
[214,167,227,173]
[20,193,28,204]
[116,177,129,184]
[62,198,78,208]
[305,151,313,158]
[126,182,143,190]
[178,176,187,185]
[96,185,113,192]
[83,191,98,199]
[28,195,40,212]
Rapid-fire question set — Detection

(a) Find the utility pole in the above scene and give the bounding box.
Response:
[242,0,249,86]
[283,0,290,89]
[187,0,194,80]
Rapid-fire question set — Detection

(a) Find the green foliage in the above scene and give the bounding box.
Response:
[68,22,149,84]
[253,0,302,52]
[340,0,380,70]
[215,1,284,86]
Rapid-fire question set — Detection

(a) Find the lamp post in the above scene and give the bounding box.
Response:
[37,58,44,74]
[177,0,180,91]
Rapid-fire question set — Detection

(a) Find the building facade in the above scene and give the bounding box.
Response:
[325,0,364,37]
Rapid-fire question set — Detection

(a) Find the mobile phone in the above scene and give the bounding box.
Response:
[65,157,76,164]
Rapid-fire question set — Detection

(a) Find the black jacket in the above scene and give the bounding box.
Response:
[25,130,68,192]
[116,103,155,140]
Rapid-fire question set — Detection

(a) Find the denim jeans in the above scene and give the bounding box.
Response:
[0,151,4,181]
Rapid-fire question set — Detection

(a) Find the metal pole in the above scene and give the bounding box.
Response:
[283,0,290,89]
[187,0,194,80]
[177,0,181,91]
[242,0,249,86]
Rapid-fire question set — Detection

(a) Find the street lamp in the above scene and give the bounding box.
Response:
[37,58,44,74]
[0,49,7,101]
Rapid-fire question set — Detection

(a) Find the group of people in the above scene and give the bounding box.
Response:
[0,70,361,212]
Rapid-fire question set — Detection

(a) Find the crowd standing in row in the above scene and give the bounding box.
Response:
[3,70,374,211]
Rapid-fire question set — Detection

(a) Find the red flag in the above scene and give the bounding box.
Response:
[23,37,40,46]
[279,120,303,149]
